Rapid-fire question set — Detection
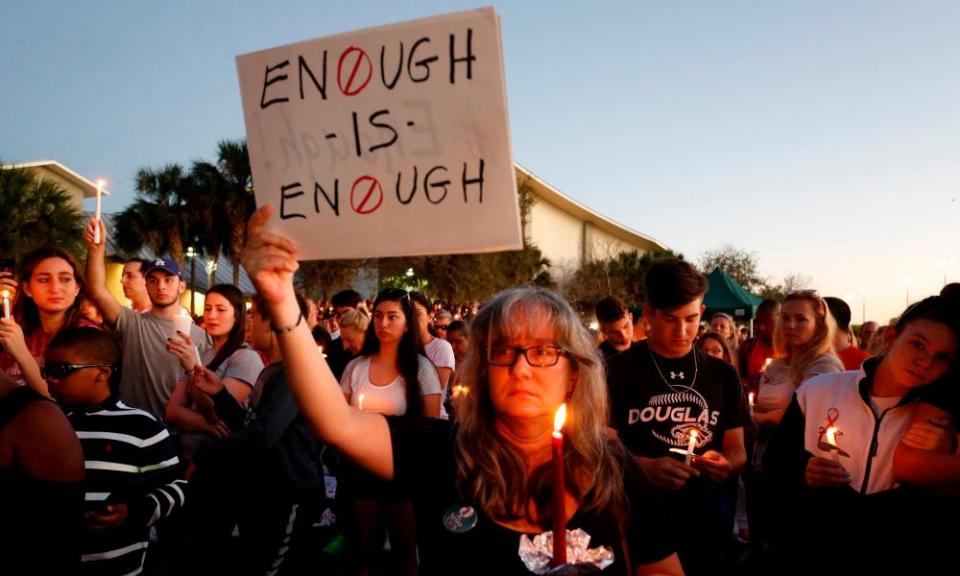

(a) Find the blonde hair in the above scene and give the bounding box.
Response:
[773,292,837,386]
[454,287,628,527]
[339,308,370,333]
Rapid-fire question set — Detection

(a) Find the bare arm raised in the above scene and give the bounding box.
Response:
[241,205,394,479]
[83,218,123,327]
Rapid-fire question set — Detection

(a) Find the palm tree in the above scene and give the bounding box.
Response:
[190,140,255,286]
[113,164,193,266]
[215,140,255,286]
[0,164,85,258]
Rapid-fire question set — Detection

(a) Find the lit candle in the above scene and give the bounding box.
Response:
[761,357,772,372]
[551,403,567,567]
[685,429,698,465]
[825,426,840,463]
[748,392,755,420]
[94,179,105,245]
[126,298,133,309]
[318,345,327,358]
[358,393,365,411]
[2,289,9,319]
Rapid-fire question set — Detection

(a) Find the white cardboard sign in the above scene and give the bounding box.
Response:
[236,7,521,260]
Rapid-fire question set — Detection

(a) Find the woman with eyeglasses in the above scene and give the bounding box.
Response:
[338,287,441,576]
[240,205,681,575]
[165,284,264,460]
[0,247,98,397]
[763,296,960,571]
[411,292,456,419]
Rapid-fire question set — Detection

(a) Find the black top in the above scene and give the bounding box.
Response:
[598,340,635,362]
[195,364,321,496]
[606,341,748,574]
[0,386,83,574]
[387,417,673,575]
[607,341,748,457]
[919,370,960,420]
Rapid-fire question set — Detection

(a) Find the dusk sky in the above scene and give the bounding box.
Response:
[2,1,957,323]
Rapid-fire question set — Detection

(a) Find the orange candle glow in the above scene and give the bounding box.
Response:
[825,426,840,462]
[685,429,698,465]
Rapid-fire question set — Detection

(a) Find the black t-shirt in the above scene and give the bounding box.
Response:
[607,340,748,457]
[606,341,748,572]
[387,417,674,575]
[598,340,635,362]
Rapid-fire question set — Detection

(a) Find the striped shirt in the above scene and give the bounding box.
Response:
[66,397,187,576]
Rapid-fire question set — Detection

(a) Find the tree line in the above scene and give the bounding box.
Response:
[1,151,802,313]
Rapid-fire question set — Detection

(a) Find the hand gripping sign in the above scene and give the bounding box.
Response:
[236,7,521,260]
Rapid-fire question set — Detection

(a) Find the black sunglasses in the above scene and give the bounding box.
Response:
[433,324,449,331]
[42,362,114,379]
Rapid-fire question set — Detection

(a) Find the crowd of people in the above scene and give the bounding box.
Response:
[1,207,958,575]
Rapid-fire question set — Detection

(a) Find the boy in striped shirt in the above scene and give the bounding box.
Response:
[44,327,186,576]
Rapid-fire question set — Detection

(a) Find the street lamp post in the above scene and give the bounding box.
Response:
[859,287,868,324]
[902,278,913,307]
[942,258,955,287]
[186,246,197,316]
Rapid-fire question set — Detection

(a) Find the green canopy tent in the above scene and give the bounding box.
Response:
[703,267,763,324]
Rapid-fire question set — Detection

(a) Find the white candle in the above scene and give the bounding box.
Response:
[748,392,755,420]
[2,289,10,319]
[685,429,698,465]
[94,179,105,245]
[318,345,327,359]
[825,426,840,463]
[358,393,365,411]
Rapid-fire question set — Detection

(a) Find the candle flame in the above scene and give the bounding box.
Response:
[825,426,838,447]
[748,392,755,406]
[762,358,773,371]
[358,393,365,410]
[689,429,698,441]
[1,290,8,299]
[554,403,567,433]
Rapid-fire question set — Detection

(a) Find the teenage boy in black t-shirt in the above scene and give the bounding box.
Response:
[595,295,636,361]
[607,259,748,576]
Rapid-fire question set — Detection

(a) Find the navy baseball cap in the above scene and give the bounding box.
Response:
[144,257,182,278]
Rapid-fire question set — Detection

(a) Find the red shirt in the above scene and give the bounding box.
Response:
[742,338,775,384]
[837,345,870,371]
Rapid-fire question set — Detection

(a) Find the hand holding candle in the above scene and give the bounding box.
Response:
[551,403,567,567]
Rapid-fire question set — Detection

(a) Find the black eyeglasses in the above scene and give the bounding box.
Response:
[487,345,569,367]
[42,362,114,379]
[434,324,450,331]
